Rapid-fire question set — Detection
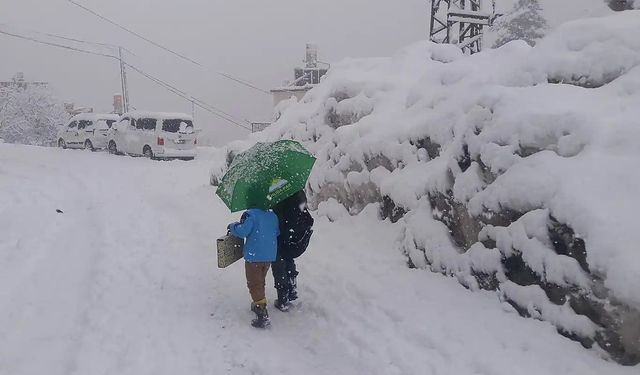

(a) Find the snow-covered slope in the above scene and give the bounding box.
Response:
[485,0,616,47]
[2,144,637,374]
[497,0,613,26]
[536,0,613,25]
[215,11,640,364]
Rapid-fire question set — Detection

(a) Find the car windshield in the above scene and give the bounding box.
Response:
[162,119,193,133]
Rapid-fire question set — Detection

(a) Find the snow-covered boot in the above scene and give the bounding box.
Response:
[274,288,291,312]
[250,302,270,328]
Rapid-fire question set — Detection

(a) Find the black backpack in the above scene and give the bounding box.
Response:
[275,191,314,258]
[287,209,314,258]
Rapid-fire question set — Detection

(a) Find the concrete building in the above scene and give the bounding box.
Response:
[63,103,94,117]
[249,45,331,133]
[270,44,330,107]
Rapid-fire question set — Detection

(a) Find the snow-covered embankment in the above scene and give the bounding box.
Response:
[214,11,640,364]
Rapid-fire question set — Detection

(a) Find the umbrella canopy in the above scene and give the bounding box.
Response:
[216,140,316,212]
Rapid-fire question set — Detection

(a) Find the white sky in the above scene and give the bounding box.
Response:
[0,0,428,145]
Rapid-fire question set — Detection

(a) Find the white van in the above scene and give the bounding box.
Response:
[57,113,120,150]
[107,112,198,160]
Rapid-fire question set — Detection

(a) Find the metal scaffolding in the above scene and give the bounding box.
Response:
[429,0,492,54]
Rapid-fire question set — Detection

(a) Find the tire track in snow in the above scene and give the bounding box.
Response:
[57,156,234,374]
[0,149,108,375]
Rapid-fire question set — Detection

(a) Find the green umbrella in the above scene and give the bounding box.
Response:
[216,140,316,212]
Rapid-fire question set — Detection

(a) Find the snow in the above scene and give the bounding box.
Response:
[316,198,350,222]
[122,111,193,121]
[213,11,640,351]
[0,143,637,374]
[179,121,195,134]
[486,0,614,47]
[535,0,613,26]
[0,85,67,146]
[482,210,590,288]
[535,11,640,86]
[499,281,598,338]
[69,113,120,122]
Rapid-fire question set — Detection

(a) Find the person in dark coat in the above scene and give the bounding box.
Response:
[271,190,314,311]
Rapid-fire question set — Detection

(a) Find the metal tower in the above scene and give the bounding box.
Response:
[429,0,492,54]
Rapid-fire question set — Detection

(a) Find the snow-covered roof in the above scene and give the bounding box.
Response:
[270,84,315,93]
[122,111,193,121]
[70,113,120,122]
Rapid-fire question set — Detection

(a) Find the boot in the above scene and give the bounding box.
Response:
[250,302,270,328]
[288,274,298,301]
[274,288,291,312]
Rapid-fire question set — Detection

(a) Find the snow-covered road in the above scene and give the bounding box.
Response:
[0,144,635,375]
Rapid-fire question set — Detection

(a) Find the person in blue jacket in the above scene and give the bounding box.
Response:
[228,208,279,328]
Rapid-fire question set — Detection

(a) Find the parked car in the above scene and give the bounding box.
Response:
[57,113,119,151]
[107,112,198,160]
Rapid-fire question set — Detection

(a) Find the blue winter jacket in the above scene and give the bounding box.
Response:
[229,208,279,263]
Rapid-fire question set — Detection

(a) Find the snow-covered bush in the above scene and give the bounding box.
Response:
[493,0,548,48]
[536,13,640,87]
[213,11,640,364]
[0,85,67,146]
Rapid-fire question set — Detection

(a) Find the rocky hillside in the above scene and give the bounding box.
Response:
[213,12,640,365]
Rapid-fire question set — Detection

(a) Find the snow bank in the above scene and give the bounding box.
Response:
[213,12,640,364]
[536,11,640,86]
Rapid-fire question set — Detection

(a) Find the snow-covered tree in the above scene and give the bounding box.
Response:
[0,85,67,146]
[493,0,548,48]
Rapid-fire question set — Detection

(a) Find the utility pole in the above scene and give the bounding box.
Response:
[191,99,196,122]
[118,47,130,113]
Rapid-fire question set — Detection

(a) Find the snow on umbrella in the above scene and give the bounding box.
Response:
[216,140,316,212]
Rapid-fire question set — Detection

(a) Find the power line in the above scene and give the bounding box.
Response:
[40,31,136,56]
[216,72,270,95]
[66,0,270,95]
[124,62,252,130]
[66,0,200,66]
[42,31,116,48]
[0,27,251,131]
[0,29,118,60]
[0,23,136,56]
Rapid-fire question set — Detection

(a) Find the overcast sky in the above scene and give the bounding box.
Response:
[0,0,427,145]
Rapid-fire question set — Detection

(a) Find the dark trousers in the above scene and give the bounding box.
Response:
[271,253,298,297]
